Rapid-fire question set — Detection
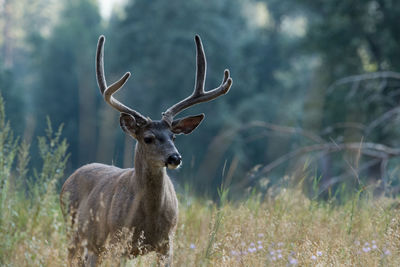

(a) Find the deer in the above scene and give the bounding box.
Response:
[60,34,232,267]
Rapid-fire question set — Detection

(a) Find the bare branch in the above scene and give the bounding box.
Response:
[365,106,400,135]
[259,142,400,175]
[320,122,365,136]
[243,121,325,144]
[327,71,400,94]
[317,158,381,195]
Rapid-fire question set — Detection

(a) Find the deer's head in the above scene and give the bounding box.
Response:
[96,35,232,169]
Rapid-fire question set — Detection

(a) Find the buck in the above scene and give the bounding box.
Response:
[60,34,232,266]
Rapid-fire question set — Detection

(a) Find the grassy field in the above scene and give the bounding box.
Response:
[1,98,400,266]
[2,174,400,266]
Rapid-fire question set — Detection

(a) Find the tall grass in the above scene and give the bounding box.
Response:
[0,95,69,266]
[1,94,400,266]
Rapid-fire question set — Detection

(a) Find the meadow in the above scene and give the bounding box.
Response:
[1,96,400,267]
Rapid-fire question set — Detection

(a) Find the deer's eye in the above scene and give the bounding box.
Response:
[144,136,155,144]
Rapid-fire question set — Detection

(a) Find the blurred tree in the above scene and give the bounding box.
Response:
[282,0,400,136]
[0,0,61,137]
[272,0,400,193]
[0,64,24,133]
[32,0,102,167]
[223,0,314,186]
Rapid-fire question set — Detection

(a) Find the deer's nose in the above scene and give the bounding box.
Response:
[167,153,182,166]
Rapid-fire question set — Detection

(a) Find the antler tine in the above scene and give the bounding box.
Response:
[96,35,148,126]
[194,35,206,96]
[96,36,107,95]
[162,35,233,124]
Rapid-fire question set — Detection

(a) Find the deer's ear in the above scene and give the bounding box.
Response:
[120,113,139,135]
[171,114,204,134]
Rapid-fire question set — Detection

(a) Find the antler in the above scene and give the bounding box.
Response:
[162,35,233,124]
[96,35,149,126]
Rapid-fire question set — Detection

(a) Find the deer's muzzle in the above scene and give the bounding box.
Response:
[166,153,182,169]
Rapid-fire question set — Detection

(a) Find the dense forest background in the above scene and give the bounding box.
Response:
[2,0,400,198]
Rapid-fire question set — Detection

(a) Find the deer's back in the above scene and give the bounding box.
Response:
[60,163,128,214]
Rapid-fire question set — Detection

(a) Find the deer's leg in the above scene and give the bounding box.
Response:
[67,244,75,266]
[67,231,84,267]
[157,238,173,267]
[156,254,171,267]
[85,252,99,267]
[67,246,78,267]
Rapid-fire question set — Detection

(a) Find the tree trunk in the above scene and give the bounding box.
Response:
[96,106,117,164]
[77,69,97,164]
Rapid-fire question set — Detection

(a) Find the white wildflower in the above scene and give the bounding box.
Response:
[248,247,256,253]
[362,247,371,253]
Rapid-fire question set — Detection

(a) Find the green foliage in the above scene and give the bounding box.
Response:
[0,95,69,265]
[0,64,25,134]
[33,117,69,196]
[292,0,400,74]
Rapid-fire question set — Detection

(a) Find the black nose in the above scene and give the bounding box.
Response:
[167,153,182,166]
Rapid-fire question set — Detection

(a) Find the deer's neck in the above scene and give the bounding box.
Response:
[133,144,168,210]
